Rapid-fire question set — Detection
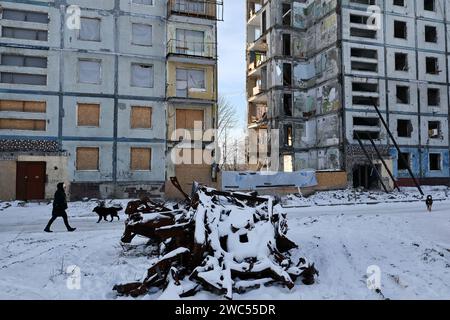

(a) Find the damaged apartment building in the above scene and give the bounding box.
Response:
[0,0,221,201]
[246,0,450,188]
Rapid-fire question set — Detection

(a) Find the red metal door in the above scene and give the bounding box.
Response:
[16,162,46,200]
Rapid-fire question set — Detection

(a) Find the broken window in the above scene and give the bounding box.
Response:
[79,18,101,42]
[395,53,408,71]
[284,125,293,146]
[132,23,153,46]
[283,63,292,86]
[429,153,441,171]
[397,119,412,138]
[427,88,440,106]
[76,147,99,171]
[398,152,410,170]
[283,154,293,172]
[77,103,100,127]
[1,9,48,24]
[353,117,379,127]
[0,72,46,85]
[351,61,378,72]
[425,25,437,43]
[394,20,407,39]
[1,27,48,41]
[78,59,101,84]
[1,54,47,68]
[131,64,154,88]
[424,0,436,11]
[351,48,377,59]
[0,100,46,113]
[0,118,46,131]
[426,57,439,74]
[352,82,378,92]
[353,131,380,140]
[282,3,291,26]
[130,147,152,171]
[350,14,377,39]
[350,0,375,4]
[282,34,291,56]
[262,11,267,33]
[396,85,410,104]
[428,121,441,138]
[283,93,292,116]
[353,96,378,106]
[131,106,152,129]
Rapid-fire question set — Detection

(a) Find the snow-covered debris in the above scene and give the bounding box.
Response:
[113,185,318,299]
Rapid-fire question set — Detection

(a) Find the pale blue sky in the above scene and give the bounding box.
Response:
[218,1,247,129]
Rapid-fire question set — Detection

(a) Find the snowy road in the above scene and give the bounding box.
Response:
[0,194,449,300]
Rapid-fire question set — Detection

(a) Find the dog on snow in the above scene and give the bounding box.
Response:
[92,202,123,223]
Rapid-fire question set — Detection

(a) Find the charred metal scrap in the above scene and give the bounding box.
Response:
[114,179,318,299]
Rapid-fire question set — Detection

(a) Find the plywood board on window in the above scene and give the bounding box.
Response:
[0,118,46,131]
[130,147,151,171]
[76,147,99,171]
[131,106,152,129]
[24,101,46,113]
[77,103,100,127]
[176,109,204,129]
[0,100,46,113]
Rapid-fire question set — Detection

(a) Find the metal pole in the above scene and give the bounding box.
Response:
[354,132,389,193]
[368,136,401,192]
[371,99,424,196]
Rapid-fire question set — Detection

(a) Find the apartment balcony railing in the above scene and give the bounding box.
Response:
[167,39,216,59]
[168,0,224,21]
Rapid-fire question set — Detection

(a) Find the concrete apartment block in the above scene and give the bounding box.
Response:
[0,0,221,201]
[246,0,450,188]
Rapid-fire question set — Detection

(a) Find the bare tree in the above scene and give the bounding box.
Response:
[217,96,238,167]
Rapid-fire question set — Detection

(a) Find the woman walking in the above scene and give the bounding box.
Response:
[44,182,76,232]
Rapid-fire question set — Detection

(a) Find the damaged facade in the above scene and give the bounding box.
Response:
[0,0,221,201]
[246,0,450,188]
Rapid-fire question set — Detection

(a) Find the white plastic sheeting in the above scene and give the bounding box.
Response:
[222,170,318,190]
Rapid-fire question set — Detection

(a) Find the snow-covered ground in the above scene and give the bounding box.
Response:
[0,188,449,300]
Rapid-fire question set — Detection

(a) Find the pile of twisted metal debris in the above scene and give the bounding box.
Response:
[113,178,318,299]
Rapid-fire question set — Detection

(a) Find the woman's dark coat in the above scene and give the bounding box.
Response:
[52,183,68,216]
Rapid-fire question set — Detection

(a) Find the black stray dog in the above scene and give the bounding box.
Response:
[425,195,433,212]
[92,202,123,223]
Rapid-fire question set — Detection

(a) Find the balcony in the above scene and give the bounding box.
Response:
[168,0,224,21]
[248,103,268,129]
[167,39,216,59]
[248,51,266,76]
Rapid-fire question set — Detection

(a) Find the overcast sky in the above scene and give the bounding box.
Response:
[218,1,247,130]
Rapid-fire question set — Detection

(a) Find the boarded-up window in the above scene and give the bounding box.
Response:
[176,109,204,129]
[0,118,46,131]
[77,103,100,127]
[76,147,99,171]
[130,147,152,171]
[131,106,152,129]
[0,100,46,113]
